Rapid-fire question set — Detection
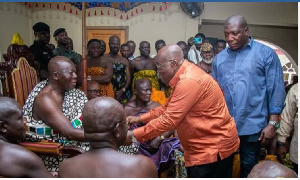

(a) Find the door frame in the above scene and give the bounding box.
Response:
[85,26,129,47]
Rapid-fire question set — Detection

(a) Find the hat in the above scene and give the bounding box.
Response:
[32,22,50,32]
[53,28,66,37]
[200,42,213,52]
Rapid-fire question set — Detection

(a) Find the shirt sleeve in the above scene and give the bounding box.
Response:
[212,56,218,80]
[264,48,286,114]
[134,79,201,142]
[277,84,297,143]
[140,101,168,123]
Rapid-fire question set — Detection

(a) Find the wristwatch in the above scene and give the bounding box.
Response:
[159,135,165,140]
[269,120,280,129]
[276,141,285,147]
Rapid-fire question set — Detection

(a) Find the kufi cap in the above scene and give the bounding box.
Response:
[53,28,66,37]
[32,22,50,32]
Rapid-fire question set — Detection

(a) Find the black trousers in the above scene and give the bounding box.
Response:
[186,154,234,178]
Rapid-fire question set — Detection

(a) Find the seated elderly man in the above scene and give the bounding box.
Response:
[23,56,89,172]
[119,78,180,176]
[0,97,52,178]
[58,97,157,178]
[248,161,297,178]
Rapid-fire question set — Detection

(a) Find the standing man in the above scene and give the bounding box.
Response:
[103,36,131,104]
[177,41,190,60]
[126,45,240,178]
[120,43,131,60]
[212,15,285,178]
[197,42,214,75]
[214,39,226,55]
[155,39,166,53]
[29,22,54,81]
[127,40,136,60]
[187,33,206,64]
[53,28,82,67]
[276,83,298,174]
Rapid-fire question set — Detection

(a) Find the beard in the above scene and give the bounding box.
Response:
[202,57,213,65]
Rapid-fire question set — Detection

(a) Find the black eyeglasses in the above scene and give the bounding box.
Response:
[87,90,102,94]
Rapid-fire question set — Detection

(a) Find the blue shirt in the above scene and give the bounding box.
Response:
[212,37,285,135]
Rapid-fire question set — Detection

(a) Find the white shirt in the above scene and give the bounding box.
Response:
[188,47,202,64]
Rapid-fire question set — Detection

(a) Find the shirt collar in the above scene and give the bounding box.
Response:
[227,36,253,52]
[169,60,189,88]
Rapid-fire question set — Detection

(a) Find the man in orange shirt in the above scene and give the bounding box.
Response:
[126,45,240,178]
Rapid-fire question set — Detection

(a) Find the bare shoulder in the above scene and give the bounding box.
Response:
[123,102,136,116]
[58,156,77,178]
[129,155,157,178]
[1,143,44,170]
[148,101,160,109]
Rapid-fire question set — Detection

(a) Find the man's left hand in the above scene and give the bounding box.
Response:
[150,137,163,150]
[258,124,276,146]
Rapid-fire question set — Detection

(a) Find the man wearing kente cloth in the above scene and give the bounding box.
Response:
[102,36,131,105]
[78,39,114,98]
[23,57,89,172]
[130,41,167,105]
[121,79,179,177]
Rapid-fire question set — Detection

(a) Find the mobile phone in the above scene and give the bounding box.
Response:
[193,37,202,44]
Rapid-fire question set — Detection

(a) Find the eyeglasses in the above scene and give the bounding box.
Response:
[156,59,176,70]
[87,90,102,94]
[156,59,184,70]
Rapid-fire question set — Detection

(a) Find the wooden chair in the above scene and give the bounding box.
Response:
[0,44,39,105]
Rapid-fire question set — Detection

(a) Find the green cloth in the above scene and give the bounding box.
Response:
[53,47,82,66]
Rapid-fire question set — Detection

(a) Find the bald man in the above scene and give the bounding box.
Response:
[212,15,285,177]
[23,56,89,172]
[0,97,52,178]
[58,97,157,178]
[126,45,240,178]
[248,161,297,178]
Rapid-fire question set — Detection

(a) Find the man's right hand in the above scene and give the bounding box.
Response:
[276,145,287,163]
[126,116,141,124]
[187,37,194,46]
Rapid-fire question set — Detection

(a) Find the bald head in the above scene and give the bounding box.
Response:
[134,78,151,90]
[48,56,75,74]
[0,97,21,122]
[248,161,298,178]
[225,15,248,29]
[156,44,184,64]
[224,15,249,51]
[82,97,125,134]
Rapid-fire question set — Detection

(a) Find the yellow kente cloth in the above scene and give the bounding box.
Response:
[132,70,167,105]
[87,67,114,98]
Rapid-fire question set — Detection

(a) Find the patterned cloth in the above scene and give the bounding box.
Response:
[132,70,167,105]
[53,47,82,66]
[111,63,131,104]
[119,109,180,171]
[87,67,114,98]
[175,150,188,178]
[132,70,160,92]
[23,80,89,172]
